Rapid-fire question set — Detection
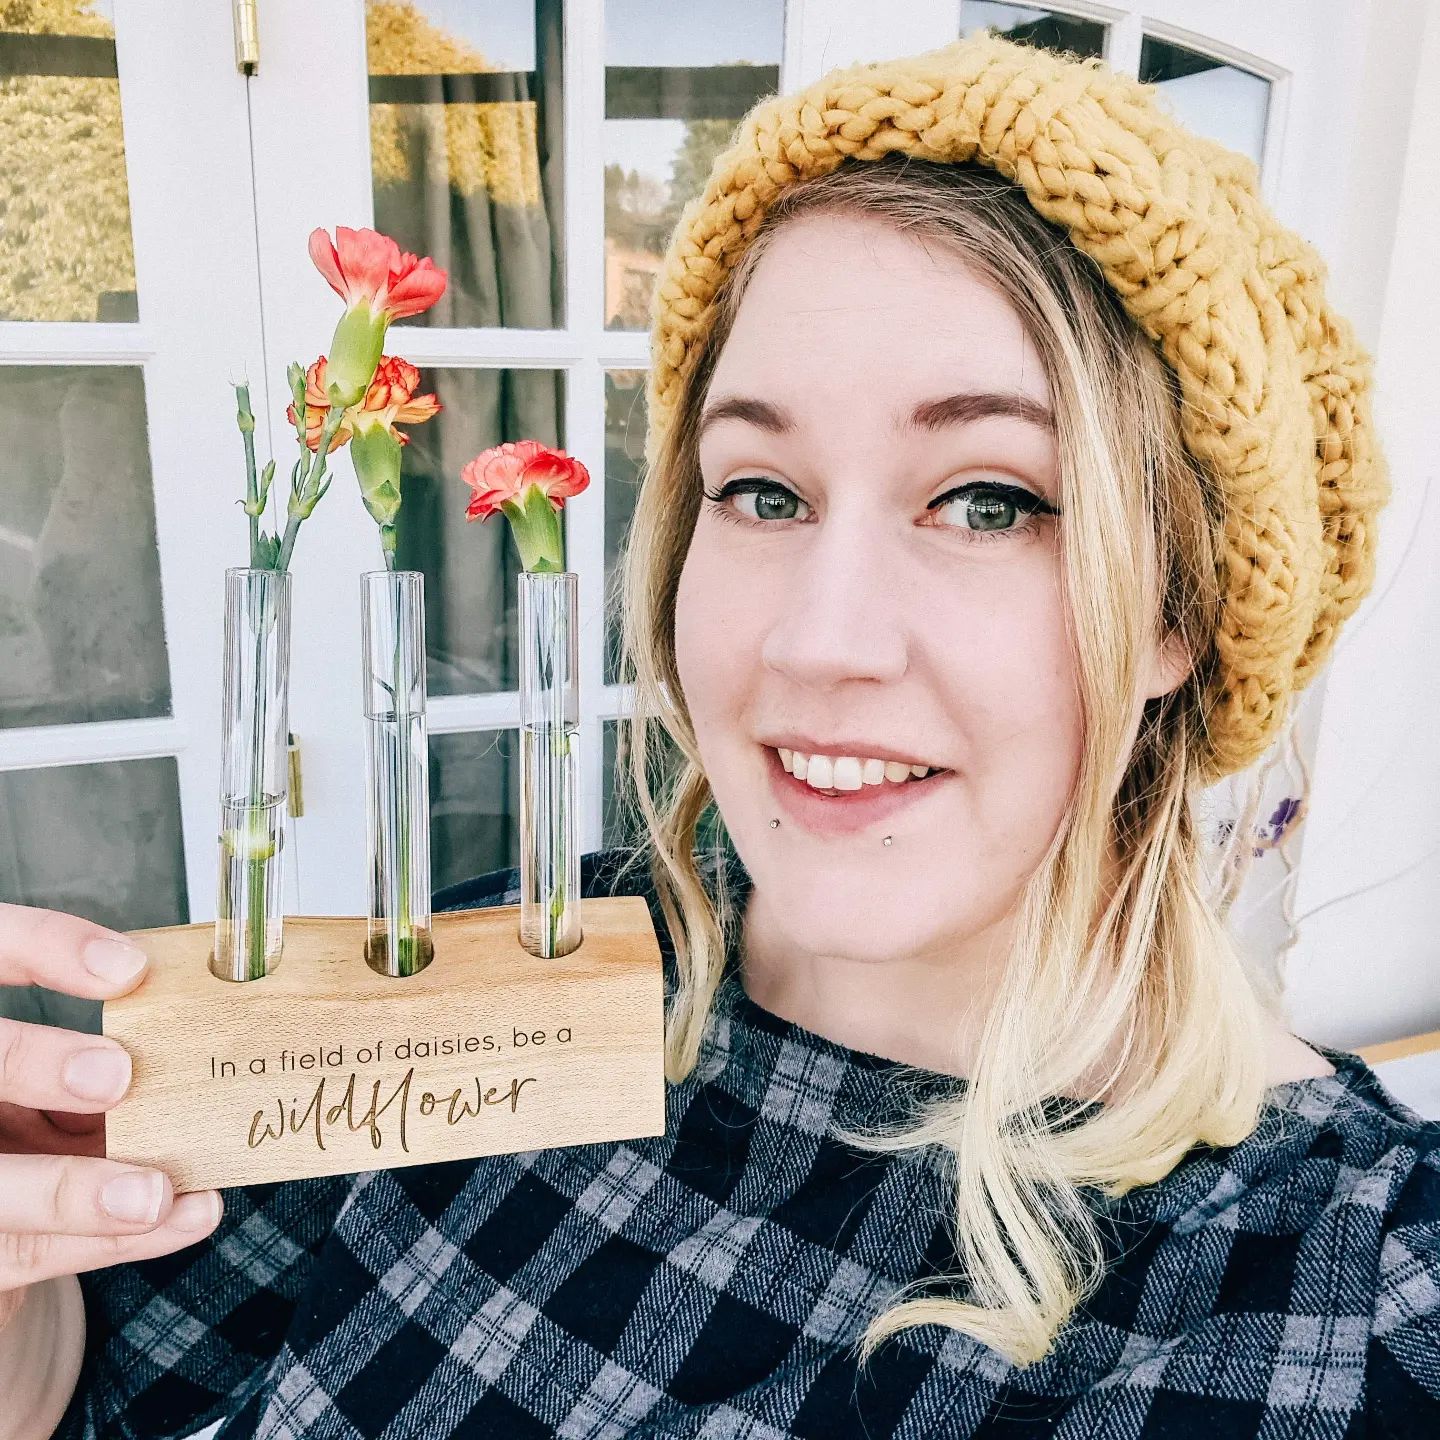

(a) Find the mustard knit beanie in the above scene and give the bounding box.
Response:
[644,33,1390,786]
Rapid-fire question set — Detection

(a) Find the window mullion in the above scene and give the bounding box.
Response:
[1106,11,1144,75]
[568,0,610,855]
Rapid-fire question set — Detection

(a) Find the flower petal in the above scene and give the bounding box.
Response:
[303,356,329,408]
[307,229,346,300]
[384,256,448,319]
[522,450,590,504]
[334,226,400,309]
[394,392,441,425]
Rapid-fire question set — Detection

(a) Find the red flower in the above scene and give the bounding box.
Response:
[307,226,447,321]
[461,441,590,572]
[307,226,447,407]
[460,440,590,521]
[288,355,441,452]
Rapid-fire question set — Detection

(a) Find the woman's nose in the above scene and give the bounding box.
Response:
[758,517,909,687]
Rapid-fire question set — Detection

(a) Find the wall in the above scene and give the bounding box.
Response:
[1289,0,1440,1048]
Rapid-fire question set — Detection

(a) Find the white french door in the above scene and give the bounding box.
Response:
[236,0,803,913]
[0,1,1380,1007]
[0,1,266,1026]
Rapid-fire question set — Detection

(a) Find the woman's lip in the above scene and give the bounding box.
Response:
[763,746,951,837]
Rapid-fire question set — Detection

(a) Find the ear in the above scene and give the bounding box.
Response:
[1142,629,1192,702]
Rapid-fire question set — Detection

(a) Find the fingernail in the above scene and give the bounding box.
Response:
[62,1047,131,1102]
[100,1170,165,1225]
[169,1191,222,1232]
[83,937,147,986]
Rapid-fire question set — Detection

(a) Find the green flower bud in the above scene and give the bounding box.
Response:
[499,483,566,572]
[324,304,387,408]
[350,423,404,531]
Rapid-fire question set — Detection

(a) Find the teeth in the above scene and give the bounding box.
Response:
[805,754,834,789]
[774,746,937,788]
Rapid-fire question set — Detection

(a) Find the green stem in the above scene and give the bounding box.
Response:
[245,838,266,979]
[275,405,345,572]
[243,584,272,980]
[239,396,261,569]
[390,556,417,975]
[547,728,570,955]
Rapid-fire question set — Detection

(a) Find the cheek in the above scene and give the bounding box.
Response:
[951,591,1084,858]
[673,541,757,739]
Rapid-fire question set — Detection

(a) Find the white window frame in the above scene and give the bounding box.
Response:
[0,2,268,924]
[244,0,848,913]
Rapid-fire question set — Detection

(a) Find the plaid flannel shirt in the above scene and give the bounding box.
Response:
[54,846,1440,1438]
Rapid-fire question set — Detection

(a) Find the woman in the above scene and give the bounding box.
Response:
[3,33,1437,1439]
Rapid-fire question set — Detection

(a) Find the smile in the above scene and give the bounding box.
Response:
[764,745,951,838]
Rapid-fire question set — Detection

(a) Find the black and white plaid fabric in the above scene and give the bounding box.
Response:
[55,846,1440,1438]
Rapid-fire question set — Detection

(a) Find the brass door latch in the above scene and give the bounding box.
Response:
[233,0,259,75]
[287,731,304,818]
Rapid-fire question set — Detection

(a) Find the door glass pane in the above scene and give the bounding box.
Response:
[1139,36,1270,167]
[429,728,519,890]
[0,365,171,728]
[0,0,139,321]
[601,718,723,857]
[366,0,565,330]
[391,366,564,697]
[0,756,187,1036]
[604,0,783,331]
[602,718,628,849]
[604,369,646,686]
[959,3,1106,60]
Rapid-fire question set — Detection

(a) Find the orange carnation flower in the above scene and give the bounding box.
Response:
[288,355,441,452]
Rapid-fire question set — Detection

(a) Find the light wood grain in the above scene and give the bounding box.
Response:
[1356,1028,1440,1066]
[103,897,665,1190]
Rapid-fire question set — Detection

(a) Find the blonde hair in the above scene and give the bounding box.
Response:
[608,154,1278,1368]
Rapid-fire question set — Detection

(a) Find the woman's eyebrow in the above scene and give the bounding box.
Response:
[698,390,1055,440]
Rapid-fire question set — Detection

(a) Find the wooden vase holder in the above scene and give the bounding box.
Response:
[102,897,666,1191]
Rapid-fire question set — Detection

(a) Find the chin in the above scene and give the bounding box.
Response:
[756,882,950,961]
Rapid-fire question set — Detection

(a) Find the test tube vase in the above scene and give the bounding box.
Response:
[518,570,581,958]
[105,574,665,1191]
[211,566,292,982]
[361,569,434,977]
[104,897,665,1190]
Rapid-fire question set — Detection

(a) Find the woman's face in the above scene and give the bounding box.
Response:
[674,211,1179,968]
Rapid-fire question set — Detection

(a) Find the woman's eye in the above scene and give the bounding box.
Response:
[928,483,1058,540]
[702,478,811,525]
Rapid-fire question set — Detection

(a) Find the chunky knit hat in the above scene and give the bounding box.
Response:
[644,33,1389,785]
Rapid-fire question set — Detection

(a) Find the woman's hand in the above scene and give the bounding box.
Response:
[0,901,224,1333]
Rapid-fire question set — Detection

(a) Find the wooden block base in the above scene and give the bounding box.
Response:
[103,897,666,1191]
